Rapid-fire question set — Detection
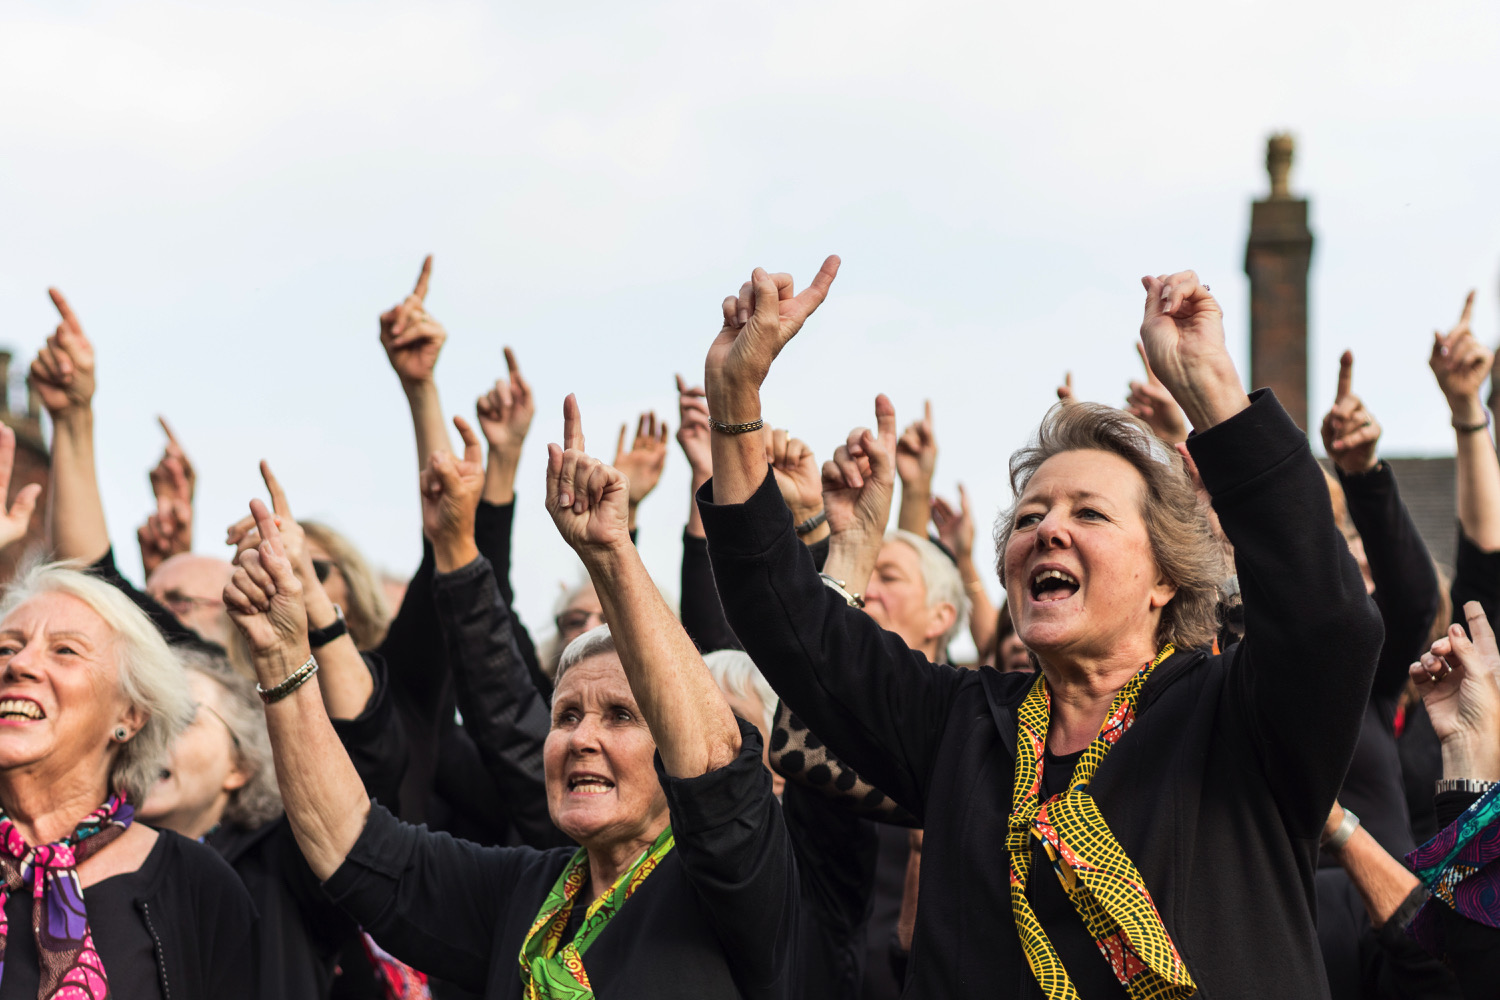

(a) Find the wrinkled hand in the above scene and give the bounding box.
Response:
[0,426,41,551]
[895,400,937,489]
[224,462,312,583]
[475,347,535,461]
[421,416,485,547]
[1429,292,1493,407]
[139,417,195,575]
[931,484,975,559]
[675,375,712,479]
[547,395,632,555]
[30,289,97,416]
[823,395,897,541]
[1126,343,1188,444]
[1412,603,1500,746]
[379,256,447,386]
[705,257,840,412]
[614,412,668,506]
[224,499,309,658]
[1139,271,1245,430]
[1319,351,1381,475]
[765,428,820,521]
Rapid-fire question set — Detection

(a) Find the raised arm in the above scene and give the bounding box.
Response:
[0,427,42,557]
[932,484,998,656]
[1430,292,1500,551]
[548,394,740,777]
[475,346,535,507]
[32,289,108,563]
[380,255,452,470]
[137,417,195,578]
[1125,341,1188,445]
[612,410,668,535]
[894,400,936,534]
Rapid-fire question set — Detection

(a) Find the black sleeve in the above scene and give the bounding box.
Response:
[322,803,543,991]
[1451,528,1500,628]
[86,548,222,652]
[431,554,564,849]
[657,717,797,995]
[1188,390,1385,839]
[699,472,969,822]
[681,531,742,653]
[378,538,448,726]
[1361,887,1463,1000]
[1339,462,1440,704]
[332,652,411,810]
[475,500,548,697]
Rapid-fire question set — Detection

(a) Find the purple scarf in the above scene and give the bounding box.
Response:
[0,793,133,1000]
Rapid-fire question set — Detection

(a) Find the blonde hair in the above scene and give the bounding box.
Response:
[995,401,1226,652]
[0,562,195,805]
[179,650,282,830]
[886,530,970,653]
[301,522,391,651]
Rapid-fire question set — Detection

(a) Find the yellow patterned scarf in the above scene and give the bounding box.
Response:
[1007,645,1196,999]
[518,827,674,999]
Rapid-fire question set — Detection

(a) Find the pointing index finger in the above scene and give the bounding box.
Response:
[413,255,433,302]
[1336,350,1354,402]
[563,394,584,452]
[47,288,83,335]
[259,461,292,517]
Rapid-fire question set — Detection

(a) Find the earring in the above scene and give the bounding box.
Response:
[113,727,129,742]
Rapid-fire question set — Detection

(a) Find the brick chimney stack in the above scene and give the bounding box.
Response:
[1244,132,1314,431]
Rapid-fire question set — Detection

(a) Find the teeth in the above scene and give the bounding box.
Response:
[569,776,613,794]
[0,699,42,720]
[1033,569,1078,587]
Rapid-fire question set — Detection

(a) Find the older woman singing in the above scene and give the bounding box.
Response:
[698,261,1382,998]
[224,405,795,999]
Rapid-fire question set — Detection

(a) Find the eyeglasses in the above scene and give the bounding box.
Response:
[160,591,223,615]
[312,559,336,583]
[555,609,605,634]
[193,701,241,751]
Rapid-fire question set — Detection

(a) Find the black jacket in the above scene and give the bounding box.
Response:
[700,390,1384,999]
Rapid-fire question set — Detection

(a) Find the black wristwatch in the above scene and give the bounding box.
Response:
[307,604,348,648]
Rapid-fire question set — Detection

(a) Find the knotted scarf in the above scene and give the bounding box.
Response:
[0,793,133,1000]
[1007,646,1197,1000]
[518,826,674,999]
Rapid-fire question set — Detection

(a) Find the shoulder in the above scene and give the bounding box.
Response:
[149,829,257,909]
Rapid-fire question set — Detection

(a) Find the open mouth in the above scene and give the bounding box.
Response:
[0,699,45,722]
[1029,568,1080,603]
[567,773,615,796]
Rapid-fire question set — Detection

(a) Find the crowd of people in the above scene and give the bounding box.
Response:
[0,254,1493,1000]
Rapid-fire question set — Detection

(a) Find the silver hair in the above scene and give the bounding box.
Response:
[0,562,195,805]
[553,623,618,696]
[177,649,283,830]
[702,649,776,737]
[887,530,970,653]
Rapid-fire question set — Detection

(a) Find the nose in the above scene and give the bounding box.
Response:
[567,712,602,755]
[1,641,41,683]
[1034,510,1071,550]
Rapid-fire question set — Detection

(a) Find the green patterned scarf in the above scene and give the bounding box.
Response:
[518,826,674,998]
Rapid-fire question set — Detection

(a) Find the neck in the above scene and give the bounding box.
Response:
[151,796,228,842]
[0,761,114,846]
[1037,641,1156,755]
[585,819,667,905]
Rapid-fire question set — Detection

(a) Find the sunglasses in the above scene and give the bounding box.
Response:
[312,559,335,583]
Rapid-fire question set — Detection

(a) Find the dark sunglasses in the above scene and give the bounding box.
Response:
[312,559,334,583]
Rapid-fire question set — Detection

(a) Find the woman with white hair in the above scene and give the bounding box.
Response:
[0,541,255,996]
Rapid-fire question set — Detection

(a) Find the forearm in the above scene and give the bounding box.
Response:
[1171,356,1250,433]
[1440,732,1500,783]
[821,530,882,598]
[896,482,929,535]
[46,410,110,563]
[259,645,372,881]
[708,387,765,506]
[584,541,740,776]
[686,470,710,539]
[1451,394,1500,550]
[481,447,521,505]
[1331,825,1420,928]
[403,380,451,471]
[958,555,998,654]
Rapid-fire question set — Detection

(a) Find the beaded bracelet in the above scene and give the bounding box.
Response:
[257,655,320,704]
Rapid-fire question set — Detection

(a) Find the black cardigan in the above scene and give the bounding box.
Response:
[324,718,798,1000]
[700,390,1384,999]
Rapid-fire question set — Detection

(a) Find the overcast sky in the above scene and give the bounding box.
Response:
[4,0,1499,646]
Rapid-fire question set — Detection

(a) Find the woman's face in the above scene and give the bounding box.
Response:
[1003,449,1176,664]
[864,542,939,655]
[139,672,246,835]
[305,539,350,611]
[0,593,144,787]
[998,632,1032,672]
[556,587,605,648]
[544,653,666,849]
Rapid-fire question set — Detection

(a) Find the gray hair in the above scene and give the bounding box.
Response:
[702,649,776,737]
[887,529,970,653]
[0,562,195,805]
[178,649,282,830]
[553,623,618,695]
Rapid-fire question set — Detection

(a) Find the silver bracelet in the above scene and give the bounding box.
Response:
[819,573,865,609]
[1435,777,1498,796]
[257,655,319,704]
[1322,807,1360,851]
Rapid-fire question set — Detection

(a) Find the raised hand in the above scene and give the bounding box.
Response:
[29,289,97,416]
[547,395,632,556]
[614,412,669,507]
[1319,351,1381,475]
[1139,271,1247,431]
[1411,601,1500,781]
[765,428,821,524]
[895,400,937,489]
[421,416,486,570]
[822,395,898,543]
[223,499,309,659]
[675,375,713,480]
[0,426,41,551]
[475,347,535,460]
[705,257,841,415]
[1056,372,1075,403]
[225,462,312,577]
[931,484,975,559]
[139,417,195,576]
[379,256,447,386]
[1126,343,1188,444]
[1429,291,1493,412]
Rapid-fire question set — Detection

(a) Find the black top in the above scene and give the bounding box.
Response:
[0,829,258,1000]
[700,390,1384,999]
[325,718,798,999]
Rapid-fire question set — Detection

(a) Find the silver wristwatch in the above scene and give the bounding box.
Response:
[1434,777,1498,796]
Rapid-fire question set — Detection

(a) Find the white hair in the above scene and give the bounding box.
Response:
[553,623,618,696]
[178,649,282,830]
[702,649,776,737]
[888,530,970,653]
[0,563,194,805]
